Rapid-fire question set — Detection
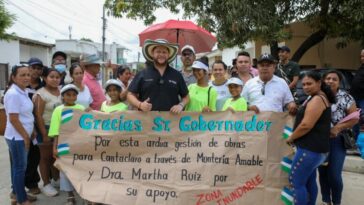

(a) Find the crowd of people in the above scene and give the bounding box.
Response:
[2,38,364,205]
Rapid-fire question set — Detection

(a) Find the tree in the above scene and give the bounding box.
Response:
[80,37,94,42]
[0,0,15,40]
[104,0,364,62]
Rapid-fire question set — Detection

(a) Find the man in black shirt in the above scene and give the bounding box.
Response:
[275,46,300,90]
[128,39,189,113]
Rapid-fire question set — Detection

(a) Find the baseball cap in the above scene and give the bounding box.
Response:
[181,45,195,54]
[227,77,244,86]
[104,79,122,90]
[52,51,67,60]
[192,60,209,72]
[61,84,79,95]
[278,46,291,52]
[28,57,43,66]
[257,53,276,64]
[80,53,104,65]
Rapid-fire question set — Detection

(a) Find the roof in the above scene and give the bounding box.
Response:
[16,36,55,48]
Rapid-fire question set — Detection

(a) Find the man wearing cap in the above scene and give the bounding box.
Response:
[242,54,297,114]
[52,51,68,86]
[275,46,300,90]
[128,39,189,113]
[81,53,106,111]
[180,45,197,86]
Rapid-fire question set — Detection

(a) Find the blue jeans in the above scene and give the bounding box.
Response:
[318,136,346,204]
[353,99,364,140]
[289,147,327,205]
[6,138,28,203]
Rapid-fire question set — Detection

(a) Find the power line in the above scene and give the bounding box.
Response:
[16,20,57,40]
[26,0,96,28]
[53,0,137,39]
[4,0,68,37]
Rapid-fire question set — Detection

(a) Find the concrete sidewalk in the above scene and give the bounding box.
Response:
[344,155,364,174]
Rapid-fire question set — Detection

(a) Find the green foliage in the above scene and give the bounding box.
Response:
[80,37,94,42]
[0,0,16,40]
[104,0,364,51]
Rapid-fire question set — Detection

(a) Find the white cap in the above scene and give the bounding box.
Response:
[61,84,79,95]
[181,45,195,54]
[192,60,209,72]
[104,79,122,90]
[227,77,244,86]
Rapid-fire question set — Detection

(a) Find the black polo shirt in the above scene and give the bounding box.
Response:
[128,65,188,111]
[275,60,300,83]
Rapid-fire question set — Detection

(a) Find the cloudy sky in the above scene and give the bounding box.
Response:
[4,0,187,62]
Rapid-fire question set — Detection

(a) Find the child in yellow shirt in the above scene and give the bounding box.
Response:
[222,77,248,112]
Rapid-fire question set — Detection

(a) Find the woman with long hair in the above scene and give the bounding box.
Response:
[319,70,358,205]
[286,71,336,205]
[33,68,62,197]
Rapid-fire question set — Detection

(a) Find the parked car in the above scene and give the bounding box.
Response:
[295,68,355,105]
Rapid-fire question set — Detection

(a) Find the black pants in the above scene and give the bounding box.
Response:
[24,141,40,189]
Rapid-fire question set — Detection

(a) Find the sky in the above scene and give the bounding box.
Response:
[4,0,188,62]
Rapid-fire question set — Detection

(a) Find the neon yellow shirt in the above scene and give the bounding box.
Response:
[100,101,128,113]
[48,104,85,137]
[222,97,248,112]
[185,84,217,111]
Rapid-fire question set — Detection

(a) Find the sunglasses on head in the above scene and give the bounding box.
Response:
[261,82,266,95]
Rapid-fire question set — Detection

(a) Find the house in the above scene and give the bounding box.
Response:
[0,36,54,94]
[55,39,128,83]
[205,22,362,70]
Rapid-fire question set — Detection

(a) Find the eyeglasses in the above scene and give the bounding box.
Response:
[261,82,266,95]
[11,64,29,73]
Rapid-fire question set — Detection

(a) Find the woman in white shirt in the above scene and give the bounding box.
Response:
[209,60,230,111]
[4,64,34,205]
[69,63,93,109]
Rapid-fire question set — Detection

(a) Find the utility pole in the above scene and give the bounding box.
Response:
[68,25,72,40]
[102,5,106,61]
[102,5,107,83]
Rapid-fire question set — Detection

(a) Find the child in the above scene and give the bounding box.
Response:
[101,79,128,113]
[48,84,85,205]
[222,77,248,112]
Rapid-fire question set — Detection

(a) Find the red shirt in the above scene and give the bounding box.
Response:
[82,72,106,110]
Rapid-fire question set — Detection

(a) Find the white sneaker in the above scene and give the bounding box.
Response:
[41,184,58,197]
[51,179,60,188]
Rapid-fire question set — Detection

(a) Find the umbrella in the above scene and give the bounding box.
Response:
[139,19,217,54]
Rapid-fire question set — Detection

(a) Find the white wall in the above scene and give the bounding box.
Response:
[222,46,239,66]
[221,42,257,66]
[0,40,20,67]
[20,44,52,66]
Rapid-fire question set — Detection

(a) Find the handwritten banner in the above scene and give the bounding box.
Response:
[55,110,293,205]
